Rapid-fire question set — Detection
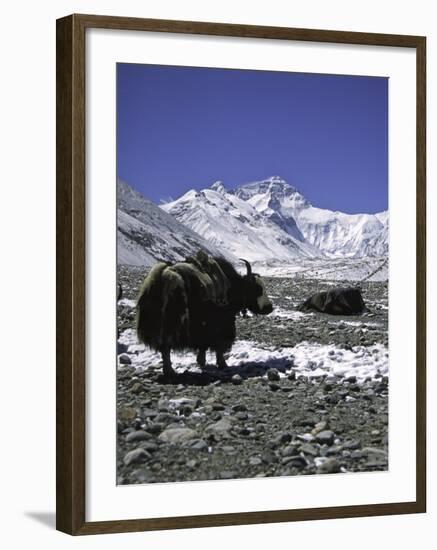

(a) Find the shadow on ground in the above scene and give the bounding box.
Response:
[156,358,292,386]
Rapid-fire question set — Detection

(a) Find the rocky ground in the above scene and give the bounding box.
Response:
[116,264,389,485]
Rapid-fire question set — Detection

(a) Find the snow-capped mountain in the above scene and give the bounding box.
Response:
[118,175,388,268]
[161,181,319,263]
[117,179,229,266]
[235,176,388,258]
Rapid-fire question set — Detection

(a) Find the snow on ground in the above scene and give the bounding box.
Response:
[119,329,388,383]
[366,300,389,310]
[119,298,137,308]
[270,307,310,320]
[327,320,382,328]
[251,257,388,282]
[238,307,309,320]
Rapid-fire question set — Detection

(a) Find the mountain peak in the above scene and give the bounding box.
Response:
[267,175,287,184]
[210,181,227,194]
[234,176,310,210]
[237,176,295,193]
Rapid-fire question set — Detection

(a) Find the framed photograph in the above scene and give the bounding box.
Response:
[56,14,426,535]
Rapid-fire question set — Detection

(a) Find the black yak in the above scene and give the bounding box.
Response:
[136,251,273,377]
[299,286,367,315]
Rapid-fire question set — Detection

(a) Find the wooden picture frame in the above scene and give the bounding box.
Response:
[56,13,426,535]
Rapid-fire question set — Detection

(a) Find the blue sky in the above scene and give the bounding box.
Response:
[117,63,388,213]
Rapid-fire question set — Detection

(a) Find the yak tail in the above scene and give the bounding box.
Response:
[136,263,189,351]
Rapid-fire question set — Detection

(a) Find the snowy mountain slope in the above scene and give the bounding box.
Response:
[117,180,230,267]
[117,175,388,269]
[235,176,388,258]
[161,181,320,263]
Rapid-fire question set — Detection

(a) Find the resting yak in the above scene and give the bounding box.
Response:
[136,251,273,377]
[299,286,367,315]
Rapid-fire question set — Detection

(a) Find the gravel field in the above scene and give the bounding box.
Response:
[116,264,389,485]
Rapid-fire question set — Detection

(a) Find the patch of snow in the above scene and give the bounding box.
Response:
[119,330,388,383]
[118,298,137,308]
[271,307,311,320]
[328,320,381,328]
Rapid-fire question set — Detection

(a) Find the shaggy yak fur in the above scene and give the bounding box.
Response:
[299,286,368,315]
[136,251,273,377]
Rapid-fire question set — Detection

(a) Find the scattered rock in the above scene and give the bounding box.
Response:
[316,458,341,474]
[117,266,389,485]
[205,418,233,439]
[281,455,306,468]
[271,432,292,447]
[266,368,280,381]
[130,382,144,394]
[118,407,137,422]
[219,470,237,479]
[140,441,159,453]
[145,422,164,435]
[297,433,314,443]
[315,430,335,446]
[299,443,319,457]
[232,404,247,413]
[311,421,328,435]
[168,397,198,409]
[183,439,208,451]
[261,449,277,464]
[343,439,361,450]
[231,374,243,385]
[351,450,366,459]
[123,448,150,466]
[361,447,388,458]
[158,427,197,444]
[281,445,300,457]
[119,353,132,365]
[126,430,151,443]
[296,415,319,427]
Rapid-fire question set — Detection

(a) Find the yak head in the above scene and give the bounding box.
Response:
[240,259,273,315]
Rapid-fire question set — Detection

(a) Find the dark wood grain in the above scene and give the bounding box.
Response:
[76,501,420,535]
[56,13,427,536]
[75,13,423,47]
[56,14,86,535]
[415,37,427,513]
[56,15,74,534]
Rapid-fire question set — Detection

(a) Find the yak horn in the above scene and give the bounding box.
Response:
[240,258,252,276]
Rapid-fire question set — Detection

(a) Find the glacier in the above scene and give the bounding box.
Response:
[235,175,388,258]
[161,181,320,263]
[162,175,388,264]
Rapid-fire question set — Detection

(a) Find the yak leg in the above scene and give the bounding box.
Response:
[215,348,228,369]
[196,348,206,368]
[161,348,176,378]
